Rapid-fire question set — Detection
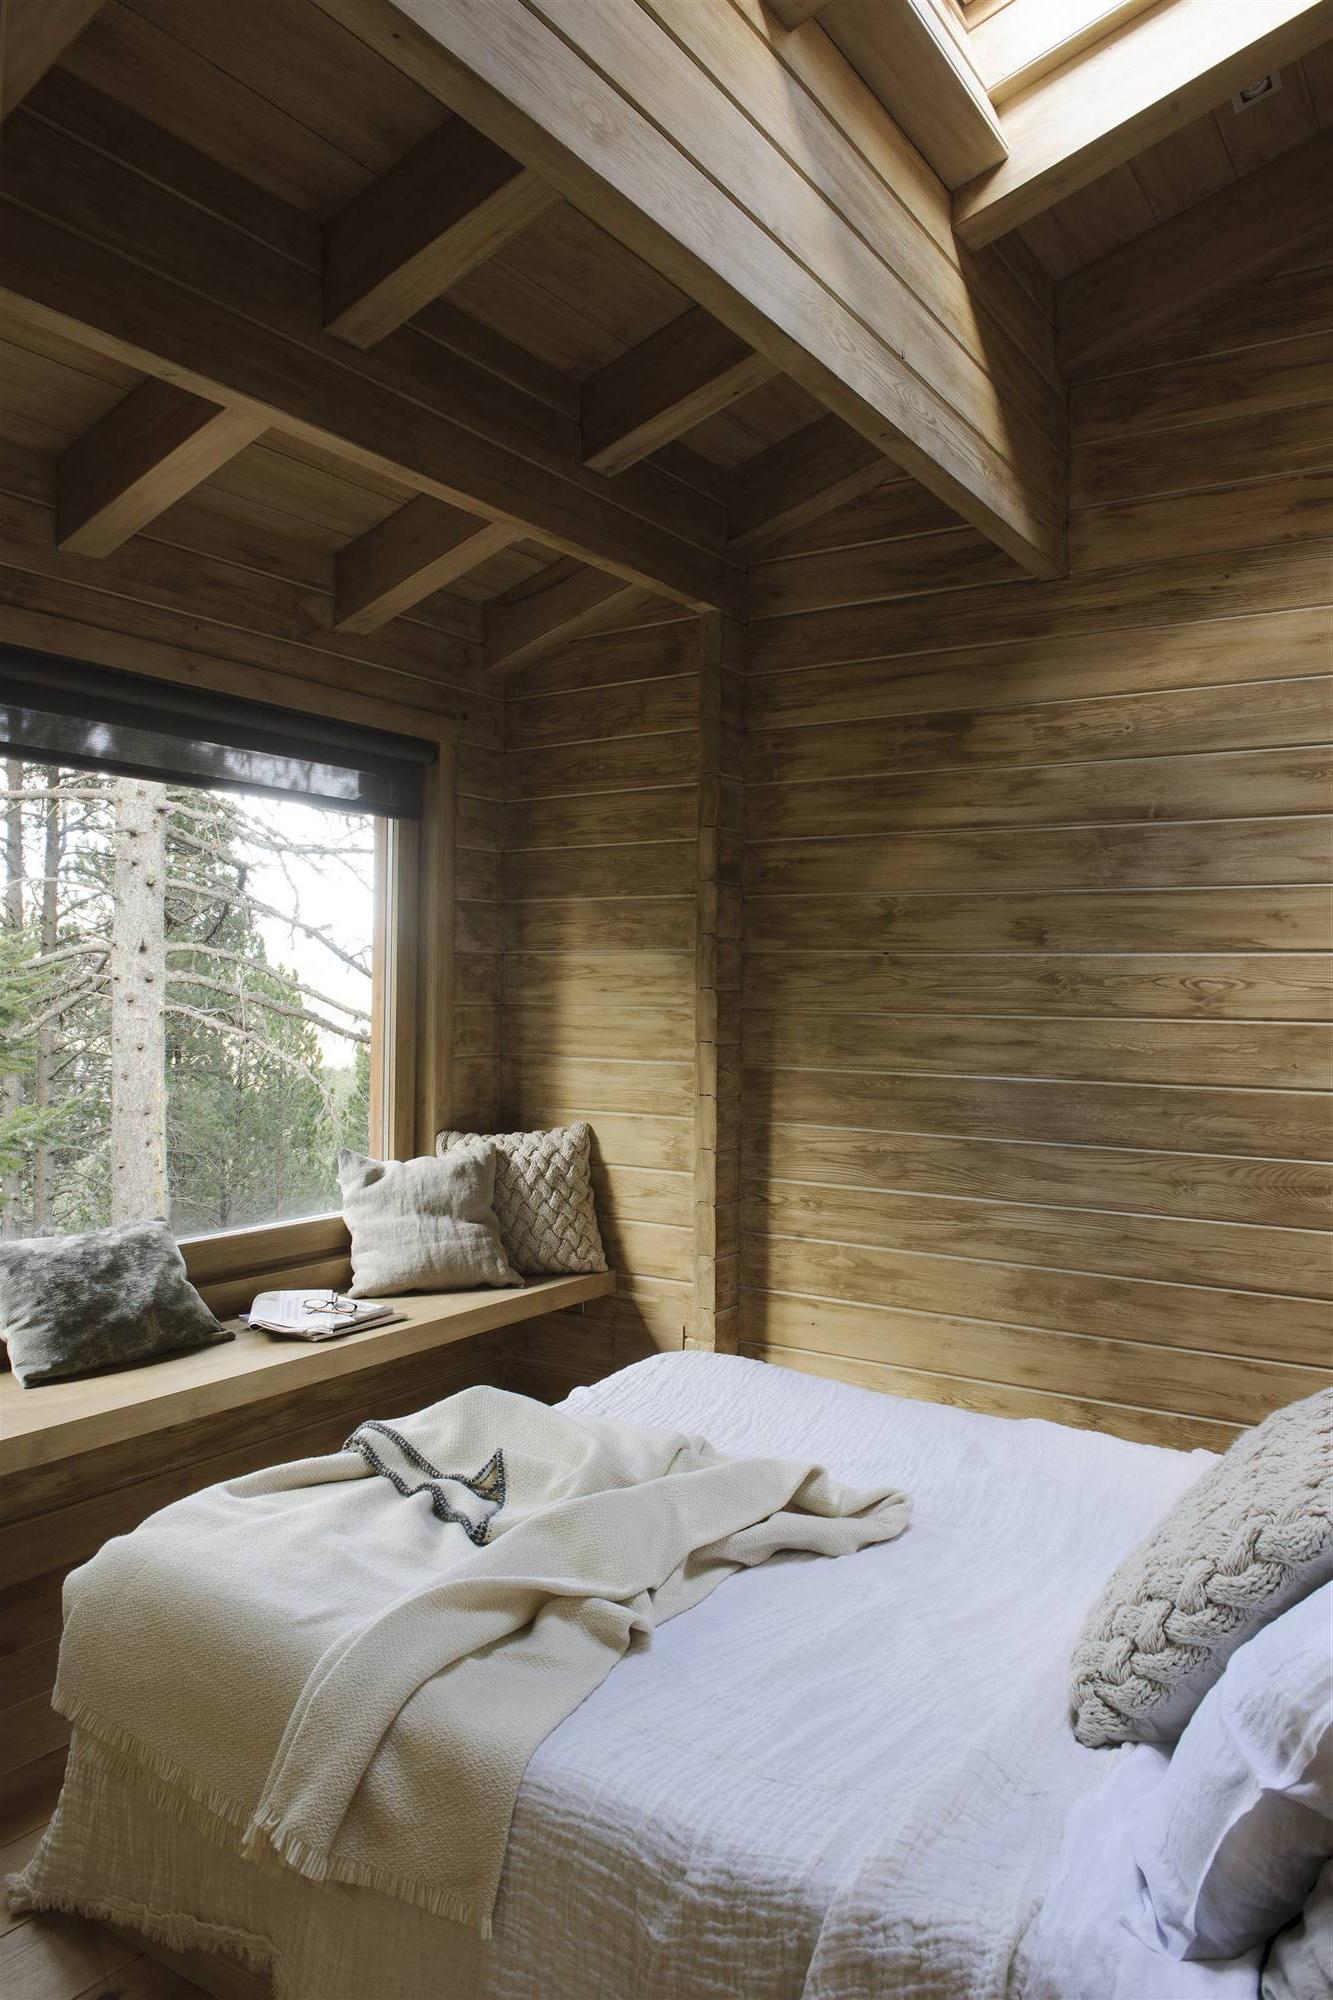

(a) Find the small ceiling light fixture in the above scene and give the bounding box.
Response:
[1232,72,1283,112]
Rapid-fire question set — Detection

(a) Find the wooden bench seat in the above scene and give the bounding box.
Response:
[0,1273,616,1477]
[0,1271,614,1821]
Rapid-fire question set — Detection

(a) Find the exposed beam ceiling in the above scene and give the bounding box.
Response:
[955,0,1333,247]
[807,0,1007,188]
[323,119,557,348]
[728,416,887,550]
[311,0,1065,580]
[1060,128,1333,374]
[1,0,103,119]
[56,380,265,557]
[484,561,645,674]
[334,496,520,633]
[582,307,775,475]
[0,108,744,617]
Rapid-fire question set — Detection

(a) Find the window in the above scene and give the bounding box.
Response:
[0,653,441,1249]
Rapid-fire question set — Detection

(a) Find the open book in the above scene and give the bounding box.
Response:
[244,1289,405,1341]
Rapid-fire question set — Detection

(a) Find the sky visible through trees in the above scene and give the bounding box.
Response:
[0,759,375,1241]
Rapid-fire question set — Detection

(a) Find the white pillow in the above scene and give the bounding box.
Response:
[337,1145,521,1296]
[1130,1583,1333,1961]
[1262,1859,1333,2000]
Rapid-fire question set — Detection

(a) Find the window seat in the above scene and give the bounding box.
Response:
[0,1273,616,1477]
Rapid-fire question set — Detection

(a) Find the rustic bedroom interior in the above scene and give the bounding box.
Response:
[0,0,1330,1995]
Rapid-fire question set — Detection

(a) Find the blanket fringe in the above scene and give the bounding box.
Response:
[244,1805,493,1936]
[59,1709,495,1938]
[6,1875,277,1984]
[55,1700,257,1847]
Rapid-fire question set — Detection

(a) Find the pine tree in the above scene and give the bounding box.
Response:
[0,763,374,1237]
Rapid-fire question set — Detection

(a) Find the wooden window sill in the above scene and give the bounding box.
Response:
[0,1273,616,1476]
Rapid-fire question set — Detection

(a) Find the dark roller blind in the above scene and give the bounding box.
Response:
[0,650,433,817]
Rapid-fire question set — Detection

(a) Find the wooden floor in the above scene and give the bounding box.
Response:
[1,1760,264,2000]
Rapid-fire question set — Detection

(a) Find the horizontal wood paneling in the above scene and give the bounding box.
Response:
[746,1121,1332,1230]
[740,953,1332,1021]
[499,616,702,1385]
[740,245,1333,1442]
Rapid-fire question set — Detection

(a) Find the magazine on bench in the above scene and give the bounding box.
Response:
[244,1290,406,1341]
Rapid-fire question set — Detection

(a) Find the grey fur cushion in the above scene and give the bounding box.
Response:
[338,1145,520,1297]
[436,1123,607,1278]
[1071,1390,1333,1747]
[0,1220,230,1388]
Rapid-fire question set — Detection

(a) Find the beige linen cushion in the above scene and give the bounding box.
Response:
[1071,1390,1333,1748]
[337,1146,521,1297]
[435,1123,607,1278]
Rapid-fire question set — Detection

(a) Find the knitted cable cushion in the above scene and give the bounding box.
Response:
[435,1123,608,1278]
[1071,1389,1333,1748]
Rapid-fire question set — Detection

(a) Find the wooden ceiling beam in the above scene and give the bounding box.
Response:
[728,415,888,550]
[323,118,557,348]
[1,0,103,119]
[582,307,775,474]
[0,191,744,616]
[310,0,1064,580]
[56,379,265,557]
[1060,128,1333,375]
[955,0,1333,247]
[334,496,520,633]
[814,0,1007,188]
[484,561,645,676]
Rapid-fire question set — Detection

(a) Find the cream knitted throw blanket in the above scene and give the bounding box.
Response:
[53,1385,910,1934]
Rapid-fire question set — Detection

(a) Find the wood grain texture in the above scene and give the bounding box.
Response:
[311,0,1066,576]
[816,0,1007,188]
[497,612,704,1383]
[1059,130,1333,373]
[0,0,103,118]
[323,117,556,348]
[0,105,742,615]
[56,378,264,556]
[738,240,1333,1443]
[954,0,1333,246]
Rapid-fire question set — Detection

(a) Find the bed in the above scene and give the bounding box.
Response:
[13,1350,1281,1999]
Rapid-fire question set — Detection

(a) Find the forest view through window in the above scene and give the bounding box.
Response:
[0,760,376,1240]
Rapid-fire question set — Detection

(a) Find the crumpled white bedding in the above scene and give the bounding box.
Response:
[14,1351,1263,2000]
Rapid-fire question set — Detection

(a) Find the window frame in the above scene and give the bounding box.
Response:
[13,651,458,1312]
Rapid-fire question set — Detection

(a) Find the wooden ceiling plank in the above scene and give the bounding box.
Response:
[955,0,1333,247]
[484,561,645,675]
[728,415,890,549]
[309,0,1063,580]
[0,199,745,615]
[1060,128,1333,374]
[56,378,265,556]
[817,0,1008,188]
[324,117,557,347]
[582,306,775,474]
[1,0,104,118]
[334,495,521,632]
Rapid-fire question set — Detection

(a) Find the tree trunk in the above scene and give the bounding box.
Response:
[32,770,60,1228]
[109,778,169,1224]
[2,760,26,1235]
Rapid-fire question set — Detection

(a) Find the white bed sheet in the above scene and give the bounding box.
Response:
[17,1351,1259,2000]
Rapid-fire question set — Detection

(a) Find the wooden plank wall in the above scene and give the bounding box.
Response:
[738,238,1333,1451]
[497,609,730,1396]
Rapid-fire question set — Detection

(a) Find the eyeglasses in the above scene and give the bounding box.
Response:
[302,1289,358,1316]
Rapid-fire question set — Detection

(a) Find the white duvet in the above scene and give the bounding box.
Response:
[16,1351,1262,1999]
